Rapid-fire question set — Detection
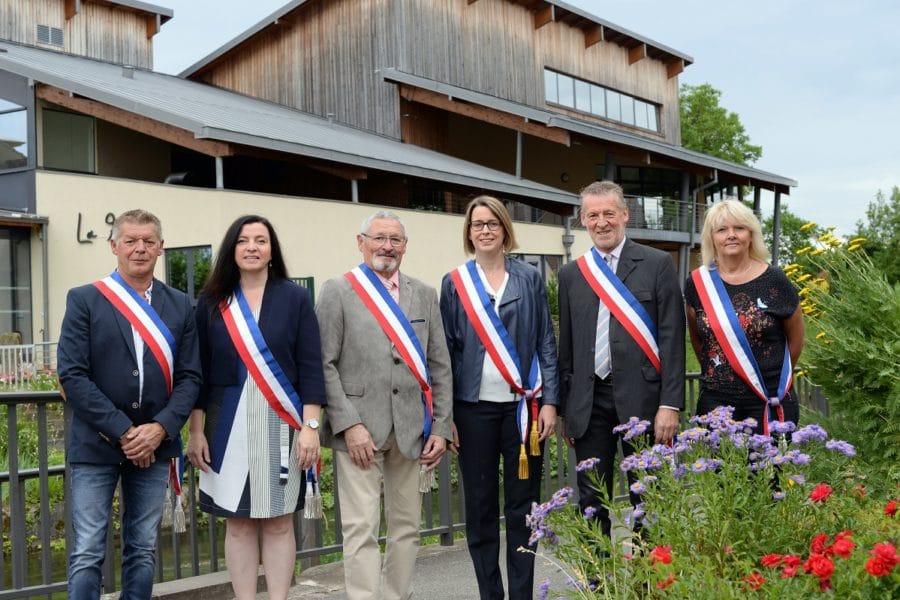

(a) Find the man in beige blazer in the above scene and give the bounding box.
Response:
[317,210,452,600]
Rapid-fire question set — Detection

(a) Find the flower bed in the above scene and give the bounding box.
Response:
[528,408,899,598]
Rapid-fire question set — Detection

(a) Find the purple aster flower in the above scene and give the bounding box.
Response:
[791,424,828,445]
[576,457,602,472]
[789,473,806,486]
[690,458,711,473]
[672,464,687,479]
[583,506,596,519]
[613,416,651,440]
[769,420,797,435]
[773,491,786,501]
[730,432,749,448]
[630,480,648,495]
[825,439,856,457]
[749,434,774,450]
[784,450,811,465]
[538,578,551,600]
[740,417,758,433]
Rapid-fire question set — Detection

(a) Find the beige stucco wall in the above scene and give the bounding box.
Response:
[32,172,587,341]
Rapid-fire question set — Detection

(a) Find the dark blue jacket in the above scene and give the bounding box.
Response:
[440,258,559,405]
[194,278,326,411]
[58,278,202,464]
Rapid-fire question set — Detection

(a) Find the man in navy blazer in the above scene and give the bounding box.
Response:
[58,209,201,599]
[558,181,685,537]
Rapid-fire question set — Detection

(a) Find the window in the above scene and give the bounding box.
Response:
[42,109,95,173]
[543,68,659,132]
[165,246,211,304]
[0,100,28,170]
[0,227,32,343]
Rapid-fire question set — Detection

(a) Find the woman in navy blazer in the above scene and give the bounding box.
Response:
[440,196,559,600]
[187,215,326,600]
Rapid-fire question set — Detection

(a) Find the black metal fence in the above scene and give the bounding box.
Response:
[1,375,828,598]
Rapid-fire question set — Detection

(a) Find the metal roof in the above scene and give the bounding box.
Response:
[178,0,692,78]
[0,41,578,206]
[93,0,173,23]
[382,69,797,191]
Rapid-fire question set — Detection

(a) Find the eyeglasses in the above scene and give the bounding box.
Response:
[470,220,501,232]
[361,233,407,247]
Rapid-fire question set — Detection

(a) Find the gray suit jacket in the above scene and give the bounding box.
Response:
[558,239,685,439]
[316,271,453,460]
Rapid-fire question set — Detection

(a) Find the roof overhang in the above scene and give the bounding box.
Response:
[383,68,796,194]
[0,209,49,227]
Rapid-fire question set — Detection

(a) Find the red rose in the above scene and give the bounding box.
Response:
[781,565,798,578]
[656,574,676,589]
[810,533,829,554]
[809,483,833,503]
[804,554,835,580]
[870,543,899,567]
[782,555,801,568]
[865,557,893,577]
[742,573,765,590]
[832,537,855,559]
[886,499,898,517]
[834,530,853,540]
[760,554,783,567]
[649,545,673,566]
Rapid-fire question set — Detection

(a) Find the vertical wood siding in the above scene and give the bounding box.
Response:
[194,0,681,143]
[0,0,153,68]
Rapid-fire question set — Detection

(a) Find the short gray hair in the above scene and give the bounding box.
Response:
[579,180,627,212]
[360,210,407,238]
[111,209,162,241]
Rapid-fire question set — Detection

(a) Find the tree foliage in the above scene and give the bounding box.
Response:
[854,186,900,284]
[680,83,762,166]
[762,203,825,267]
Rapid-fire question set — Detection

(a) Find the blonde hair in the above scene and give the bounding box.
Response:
[700,199,770,266]
[462,196,518,254]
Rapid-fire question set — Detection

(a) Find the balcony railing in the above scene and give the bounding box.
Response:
[1,375,827,598]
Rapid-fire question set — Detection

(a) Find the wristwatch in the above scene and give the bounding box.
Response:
[306,418,320,430]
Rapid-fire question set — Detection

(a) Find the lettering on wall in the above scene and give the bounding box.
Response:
[76,212,116,244]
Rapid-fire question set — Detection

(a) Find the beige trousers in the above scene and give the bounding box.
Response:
[335,432,422,600]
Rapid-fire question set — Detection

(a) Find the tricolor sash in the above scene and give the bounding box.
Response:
[575,248,661,372]
[219,287,304,430]
[691,265,792,435]
[449,261,542,477]
[93,271,176,393]
[344,264,434,441]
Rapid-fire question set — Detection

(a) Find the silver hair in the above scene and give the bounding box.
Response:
[111,209,163,241]
[360,210,407,238]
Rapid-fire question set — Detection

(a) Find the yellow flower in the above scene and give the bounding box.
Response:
[796,247,812,255]
[816,331,827,340]
[798,287,811,297]
[848,243,862,252]
[796,273,812,282]
[828,239,841,247]
[849,237,866,245]
[795,369,807,378]
[811,248,826,256]
[818,232,834,242]
[800,222,817,232]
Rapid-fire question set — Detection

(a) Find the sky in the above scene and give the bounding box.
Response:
[153,0,900,233]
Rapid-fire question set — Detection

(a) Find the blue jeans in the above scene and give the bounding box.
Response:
[68,459,169,599]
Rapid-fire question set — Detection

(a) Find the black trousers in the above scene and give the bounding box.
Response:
[455,400,544,600]
[573,377,643,537]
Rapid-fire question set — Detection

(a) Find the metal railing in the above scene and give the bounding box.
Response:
[0,344,58,392]
[1,374,828,598]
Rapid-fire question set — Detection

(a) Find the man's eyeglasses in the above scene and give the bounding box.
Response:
[361,233,407,247]
[469,220,501,232]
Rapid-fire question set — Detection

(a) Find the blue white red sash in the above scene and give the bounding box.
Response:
[575,248,660,372]
[344,264,433,441]
[691,265,792,434]
[93,272,175,394]
[449,261,542,463]
[219,288,304,430]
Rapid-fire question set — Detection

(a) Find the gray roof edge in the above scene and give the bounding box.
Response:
[550,0,693,64]
[102,0,173,21]
[200,127,579,206]
[177,0,311,77]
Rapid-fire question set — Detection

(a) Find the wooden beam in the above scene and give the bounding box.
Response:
[64,0,78,20]
[534,5,554,30]
[145,14,159,38]
[467,0,479,4]
[398,84,570,146]
[628,43,647,65]
[666,59,685,79]
[36,84,233,157]
[584,25,604,49]
[238,146,368,180]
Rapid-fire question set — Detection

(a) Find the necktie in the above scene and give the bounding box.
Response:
[594,254,612,379]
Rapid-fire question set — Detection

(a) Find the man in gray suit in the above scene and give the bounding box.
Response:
[558,181,685,536]
[317,210,452,600]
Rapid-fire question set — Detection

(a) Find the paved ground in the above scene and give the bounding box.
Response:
[257,537,574,599]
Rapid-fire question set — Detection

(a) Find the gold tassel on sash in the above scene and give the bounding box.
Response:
[529,418,541,456]
[419,464,436,493]
[518,444,529,479]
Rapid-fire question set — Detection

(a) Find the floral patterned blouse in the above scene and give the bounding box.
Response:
[684,266,799,400]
